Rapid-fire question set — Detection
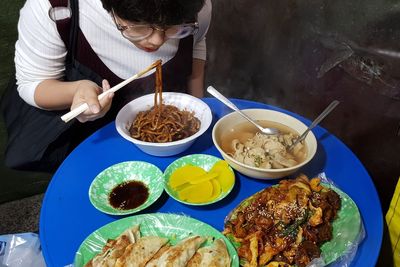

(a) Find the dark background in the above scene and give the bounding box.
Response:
[205,0,400,214]
[0,0,398,265]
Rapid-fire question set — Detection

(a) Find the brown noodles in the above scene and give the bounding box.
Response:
[128,60,201,143]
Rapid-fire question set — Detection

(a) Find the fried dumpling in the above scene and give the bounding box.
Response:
[115,236,169,267]
[85,225,140,267]
[145,244,171,267]
[187,239,231,267]
[155,235,206,267]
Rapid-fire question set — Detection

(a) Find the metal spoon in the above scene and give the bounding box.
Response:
[207,86,279,135]
[288,100,340,151]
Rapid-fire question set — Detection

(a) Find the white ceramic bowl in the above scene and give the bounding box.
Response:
[212,109,317,179]
[116,92,212,156]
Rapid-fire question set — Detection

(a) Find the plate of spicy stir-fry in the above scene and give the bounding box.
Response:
[223,174,362,267]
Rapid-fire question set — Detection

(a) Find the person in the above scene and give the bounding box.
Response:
[1,0,211,172]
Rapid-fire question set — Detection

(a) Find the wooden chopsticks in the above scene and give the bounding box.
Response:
[61,60,162,123]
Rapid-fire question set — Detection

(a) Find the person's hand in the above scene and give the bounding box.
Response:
[71,79,114,123]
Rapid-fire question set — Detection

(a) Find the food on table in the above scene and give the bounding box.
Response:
[145,245,171,266]
[85,225,231,267]
[128,60,200,143]
[109,180,149,210]
[169,160,235,204]
[209,160,236,193]
[220,121,307,169]
[151,236,205,266]
[115,236,169,267]
[85,225,140,267]
[169,165,208,189]
[187,238,231,267]
[178,181,214,203]
[223,175,341,267]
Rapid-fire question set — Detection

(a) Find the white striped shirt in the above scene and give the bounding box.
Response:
[14,0,211,108]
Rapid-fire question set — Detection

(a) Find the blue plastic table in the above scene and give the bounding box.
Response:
[39,98,383,267]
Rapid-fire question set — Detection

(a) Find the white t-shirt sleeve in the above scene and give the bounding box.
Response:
[14,0,67,108]
[193,0,212,60]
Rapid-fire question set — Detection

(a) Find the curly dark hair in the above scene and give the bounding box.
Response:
[100,0,205,25]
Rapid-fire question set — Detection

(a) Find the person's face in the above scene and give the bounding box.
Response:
[111,10,199,53]
[114,16,166,52]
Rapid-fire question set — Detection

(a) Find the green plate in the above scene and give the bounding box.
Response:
[89,161,164,215]
[225,183,361,266]
[164,154,235,206]
[319,184,361,264]
[74,213,240,266]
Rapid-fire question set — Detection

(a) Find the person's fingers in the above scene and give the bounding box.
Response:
[74,80,114,122]
[101,79,114,99]
[102,79,111,91]
[99,92,113,110]
[99,79,113,109]
[83,97,112,122]
[83,86,101,114]
[77,116,87,123]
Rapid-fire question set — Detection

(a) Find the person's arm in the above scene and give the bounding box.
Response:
[34,80,85,110]
[15,0,112,122]
[188,58,205,98]
[35,79,114,123]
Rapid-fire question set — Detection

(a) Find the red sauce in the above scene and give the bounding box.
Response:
[109,180,149,210]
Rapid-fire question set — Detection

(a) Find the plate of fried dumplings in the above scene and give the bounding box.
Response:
[74,213,239,267]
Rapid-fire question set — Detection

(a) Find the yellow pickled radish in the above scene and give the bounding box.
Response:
[209,179,222,200]
[169,165,206,189]
[209,160,229,174]
[190,172,218,184]
[209,160,235,193]
[218,171,235,193]
[178,180,213,203]
[170,161,234,204]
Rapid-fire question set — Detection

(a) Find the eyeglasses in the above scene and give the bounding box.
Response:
[111,9,199,41]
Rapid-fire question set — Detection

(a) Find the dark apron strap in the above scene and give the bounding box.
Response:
[48,0,111,154]
[50,0,103,84]
[48,0,71,54]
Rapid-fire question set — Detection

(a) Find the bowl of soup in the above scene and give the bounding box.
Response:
[116,92,213,157]
[212,109,317,179]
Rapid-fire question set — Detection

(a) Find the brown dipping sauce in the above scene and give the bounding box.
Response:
[109,180,149,210]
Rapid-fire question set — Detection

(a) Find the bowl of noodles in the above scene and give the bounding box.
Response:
[212,109,317,179]
[116,92,212,157]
